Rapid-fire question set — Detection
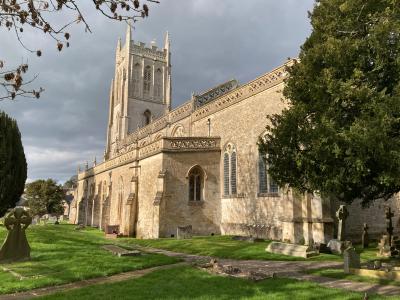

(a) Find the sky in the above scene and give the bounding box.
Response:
[0,0,315,183]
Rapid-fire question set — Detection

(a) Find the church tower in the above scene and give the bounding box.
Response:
[105,25,172,159]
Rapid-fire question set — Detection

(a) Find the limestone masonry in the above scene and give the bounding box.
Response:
[69,26,400,243]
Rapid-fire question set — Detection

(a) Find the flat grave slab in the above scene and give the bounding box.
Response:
[266,242,319,258]
[102,245,141,257]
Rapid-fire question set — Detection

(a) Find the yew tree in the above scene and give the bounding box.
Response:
[0,111,27,216]
[259,0,400,207]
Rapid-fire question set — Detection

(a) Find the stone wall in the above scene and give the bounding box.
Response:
[161,151,221,237]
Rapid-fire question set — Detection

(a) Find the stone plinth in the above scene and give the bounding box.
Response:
[266,242,319,258]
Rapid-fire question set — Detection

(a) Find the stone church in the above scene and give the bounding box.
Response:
[70,26,400,243]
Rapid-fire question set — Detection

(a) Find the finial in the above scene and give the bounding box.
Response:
[93,157,97,167]
[164,31,170,50]
[85,161,89,170]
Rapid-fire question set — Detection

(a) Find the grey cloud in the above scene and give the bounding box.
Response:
[0,0,314,183]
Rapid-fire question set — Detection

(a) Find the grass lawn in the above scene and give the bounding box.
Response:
[39,265,395,300]
[118,235,343,261]
[306,268,400,288]
[0,224,179,295]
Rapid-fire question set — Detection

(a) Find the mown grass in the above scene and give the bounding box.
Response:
[306,267,400,288]
[40,265,396,300]
[118,235,343,261]
[0,224,179,295]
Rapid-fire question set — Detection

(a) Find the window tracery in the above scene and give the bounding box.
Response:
[223,143,237,196]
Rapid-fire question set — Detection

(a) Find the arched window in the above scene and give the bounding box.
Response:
[223,143,237,196]
[154,68,162,98]
[188,166,204,201]
[143,66,151,95]
[133,63,140,96]
[258,151,279,194]
[143,109,151,125]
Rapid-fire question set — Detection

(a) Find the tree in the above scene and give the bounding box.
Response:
[0,111,27,216]
[0,0,158,100]
[63,175,77,189]
[25,179,65,219]
[259,0,400,207]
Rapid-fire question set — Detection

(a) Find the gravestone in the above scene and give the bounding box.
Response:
[0,208,32,262]
[362,223,369,249]
[378,234,392,257]
[343,247,360,273]
[385,207,394,247]
[265,242,319,258]
[177,225,192,239]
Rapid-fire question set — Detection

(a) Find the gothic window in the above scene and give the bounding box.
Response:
[133,63,140,96]
[258,151,279,194]
[143,109,151,126]
[143,66,151,95]
[188,166,204,201]
[223,143,237,196]
[154,68,162,98]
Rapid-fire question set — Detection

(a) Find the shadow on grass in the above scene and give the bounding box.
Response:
[40,266,389,300]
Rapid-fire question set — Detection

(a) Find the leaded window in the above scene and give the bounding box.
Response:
[133,63,140,96]
[154,68,162,98]
[258,151,279,194]
[188,166,203,201]
[223,143,237,196]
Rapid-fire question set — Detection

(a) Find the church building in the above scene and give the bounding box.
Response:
[70,26,400,244]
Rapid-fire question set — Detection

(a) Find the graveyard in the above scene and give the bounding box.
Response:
[0,220,400,299]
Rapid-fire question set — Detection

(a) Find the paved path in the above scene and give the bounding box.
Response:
[2,245,400,299]
[133,245,400,297]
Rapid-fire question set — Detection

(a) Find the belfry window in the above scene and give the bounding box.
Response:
[133,63,140,96]
[155,68,162,98]
[143,66,151,95]
[143,109,151,126]
[258,151,279,194]
[188,166,204,201]
[223,143,237,196]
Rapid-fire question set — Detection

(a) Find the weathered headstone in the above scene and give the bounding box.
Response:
[378,234,392,257]
[177,225,192,239]
[0,208,32,262]
[336,205,349,241]
[343,247,360,273]
[362,223,369,249]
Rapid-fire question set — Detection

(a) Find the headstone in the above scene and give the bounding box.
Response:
[327,239,352,255]
[102,245,141,257]
[362,223,369,249]
[177,225,192,239]
[336,205,349,241]
[343,247,360,273]
[0,208,32,262]
[265,242,319,258]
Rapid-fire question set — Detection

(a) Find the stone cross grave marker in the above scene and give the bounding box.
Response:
[336,205,349,241]
[385,207,394,247]
[0,208,32,262]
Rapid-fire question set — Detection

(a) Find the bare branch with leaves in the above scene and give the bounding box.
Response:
[0,0,159,101]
